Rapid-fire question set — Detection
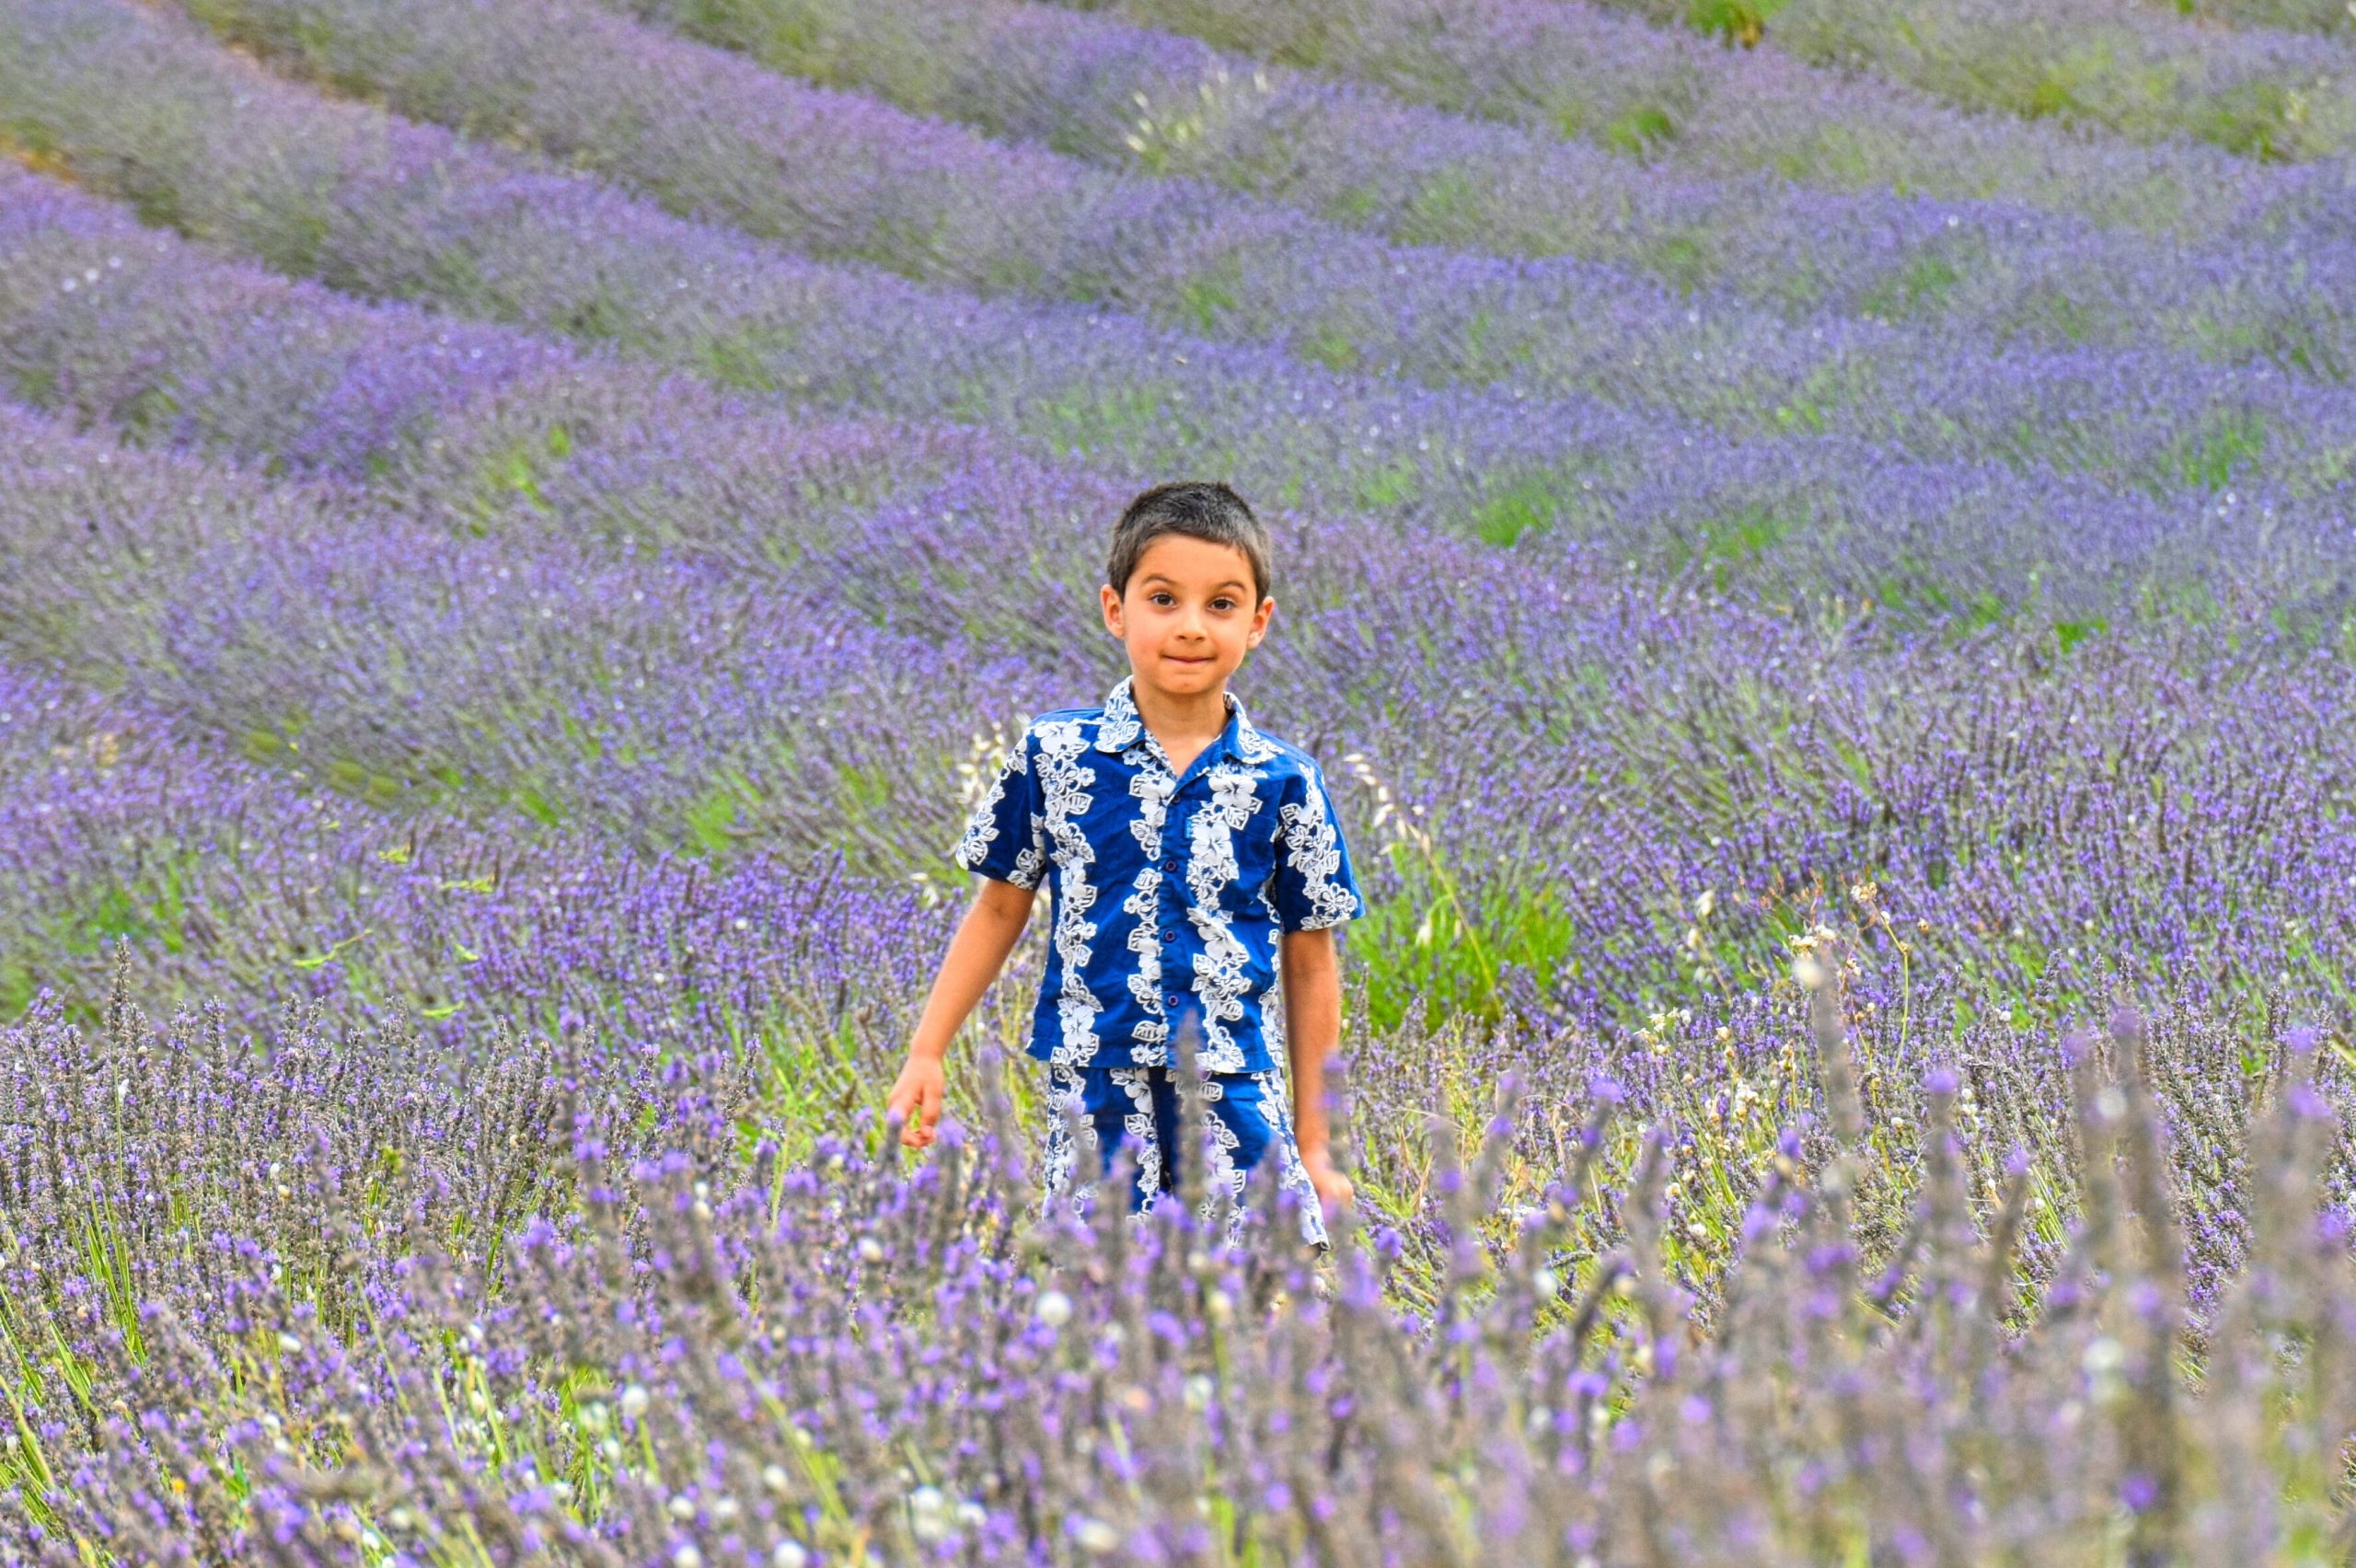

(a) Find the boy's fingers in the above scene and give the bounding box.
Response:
[888,1077,942,1149]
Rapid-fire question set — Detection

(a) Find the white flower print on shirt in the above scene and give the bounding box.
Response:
[1184,765,1264,1075]
[1278,767,1361,928]
[1034,719,1103,1066]
[1039,1065,1088,1227]
[953,770,1008,872]
[1116,1069,1162,1211]
[1122,762,1174,1064]
[953,730,1046,889]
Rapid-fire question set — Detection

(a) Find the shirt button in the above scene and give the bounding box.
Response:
[1162,858,1179,872]
[1164,993,1181,1008]
[1161,928,1176,942]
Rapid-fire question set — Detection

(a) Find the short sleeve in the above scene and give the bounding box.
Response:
[951,724,1047,890]
[1271,758,1364,931]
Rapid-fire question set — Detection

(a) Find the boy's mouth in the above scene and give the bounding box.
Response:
[1163,654,1212,666]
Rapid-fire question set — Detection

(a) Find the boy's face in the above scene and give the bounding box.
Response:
[1099,534,1274,705]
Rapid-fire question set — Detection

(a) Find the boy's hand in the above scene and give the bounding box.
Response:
[885,1055,947,1149]
[1299,1145,1356,1217]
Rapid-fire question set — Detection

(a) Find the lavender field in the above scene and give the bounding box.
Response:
[3,0,2356,1558]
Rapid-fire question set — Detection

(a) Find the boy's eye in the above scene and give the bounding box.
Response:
[1212,598,1235,611]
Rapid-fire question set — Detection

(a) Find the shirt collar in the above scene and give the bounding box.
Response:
[1095,673,1258,766]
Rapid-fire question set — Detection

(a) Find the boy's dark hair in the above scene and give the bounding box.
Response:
[1106,481,1273,604]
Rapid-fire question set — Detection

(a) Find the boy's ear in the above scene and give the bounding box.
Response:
[1100,582,1124,635]
[1249,594,1275,644]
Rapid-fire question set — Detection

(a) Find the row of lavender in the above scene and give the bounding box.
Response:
[1600,0,2356,159]
[2176,0,2356,29]
[0,662,970,1096]
[597,0,2356,364]
[106,0,2356,500]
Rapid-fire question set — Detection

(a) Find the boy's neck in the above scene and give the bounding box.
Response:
[1128,672,1232,746]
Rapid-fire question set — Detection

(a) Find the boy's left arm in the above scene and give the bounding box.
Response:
[1281,925,1355,1216]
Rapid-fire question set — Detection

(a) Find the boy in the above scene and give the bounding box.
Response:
[884,481,1365,1251]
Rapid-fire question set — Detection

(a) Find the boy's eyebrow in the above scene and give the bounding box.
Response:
[1140,572,1249,592]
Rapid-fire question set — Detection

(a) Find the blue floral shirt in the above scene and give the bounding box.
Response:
[952,674,1366,1074]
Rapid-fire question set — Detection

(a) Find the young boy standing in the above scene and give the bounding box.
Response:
[884,481,1364,1251]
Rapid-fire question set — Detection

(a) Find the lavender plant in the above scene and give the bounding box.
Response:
[2165,0,2356,30]
[1611,0,2356,162]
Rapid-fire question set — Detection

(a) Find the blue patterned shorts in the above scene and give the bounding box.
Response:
[1039,1062,1330,1251]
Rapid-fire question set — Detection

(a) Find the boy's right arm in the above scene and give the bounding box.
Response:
[886,875,1037,1148]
